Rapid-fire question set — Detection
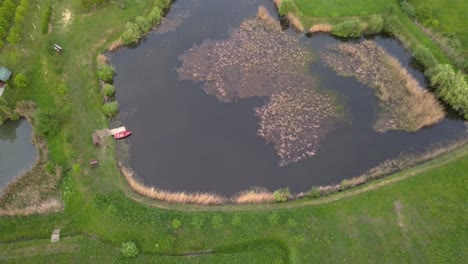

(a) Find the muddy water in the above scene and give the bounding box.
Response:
[112,0,467,195]
[0,120,37,191]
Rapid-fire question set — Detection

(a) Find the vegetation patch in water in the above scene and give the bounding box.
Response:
[178,14,344,166]
[322,41,445,132]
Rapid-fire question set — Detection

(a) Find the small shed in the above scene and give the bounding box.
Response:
[0,66,12,97]
[92,132,101,146]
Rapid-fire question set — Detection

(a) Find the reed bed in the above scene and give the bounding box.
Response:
[286,12,304,32]
[232,188,275,204]
[120,164,227,205]
[308,24,333,33]
[0,198,62,216]
[257,6,281,31]
[97,53,109,65]
[108,39,123,51]
[322,41,445,132]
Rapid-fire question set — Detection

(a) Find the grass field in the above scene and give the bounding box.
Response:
[0,0,467,262]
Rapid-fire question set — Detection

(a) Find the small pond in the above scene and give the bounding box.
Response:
[0,119,37,191]
[112,0,467,195]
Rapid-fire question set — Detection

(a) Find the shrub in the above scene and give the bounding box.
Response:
[102,84,116,97]
[6,26,21,43]
[121,241,139,258]
[307,186,321,198]
[102,101,119,117]
[413,45,437,69]
[171,219,181,229]
[401,1,415,19]
[429,64,468,119]
[273,188,291,202]
[97,64,115,83]
[366,14,383,34]
[382,14,399,34]
[41,6,52,34]
[121,22,140,45]
[35,111,61,136]
[13,73,29,88]
[332,19,364,38]
[147,7,162,25]
[135,16,151,34]
[0,97,18,125]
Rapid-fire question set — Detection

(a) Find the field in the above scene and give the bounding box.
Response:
[0,0,467,262]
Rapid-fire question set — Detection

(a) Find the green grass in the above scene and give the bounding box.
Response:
[407,0,468,54]
[294,0,396,17]
[0,0,467,262]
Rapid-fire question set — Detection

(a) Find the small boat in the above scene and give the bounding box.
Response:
[113,131,132,139]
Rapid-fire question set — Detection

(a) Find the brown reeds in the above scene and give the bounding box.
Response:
[232,188,275,204]
[257,6,281,31]
[322,41,445,132]
[108,39,123,52]
[97,54,109,65]
[286,12,304,32]
[0,198,62,216]
[308,24,333,33]
[120,164,227,205]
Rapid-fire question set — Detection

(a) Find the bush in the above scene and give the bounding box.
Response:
[332,19,364,38]
[135,16,151,34]
[102,101,119,117]
[382,14,399,34]
[366,14,384,34]
[401,1,415,19]
[41,6,52,34]
[102,84,116,97]
[171,219,182,229]
[0,97,18,125]
[429,64,468,119]
[273,188,291,203]
[121,241,138,258]
[121,22,140,45]
[147,7,162,25]
[413,45,437,69]
[13,73,29,89]
[97,64,115,83]
[35,111,61,136]
[6,26,21,43]
[307,186,321,198]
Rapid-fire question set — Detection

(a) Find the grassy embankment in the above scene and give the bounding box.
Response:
[0,0,467,262]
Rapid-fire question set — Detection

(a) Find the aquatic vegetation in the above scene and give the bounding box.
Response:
[323,41,444,132]
[178,17,344,166]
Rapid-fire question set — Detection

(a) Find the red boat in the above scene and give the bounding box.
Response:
[113,131,132,139]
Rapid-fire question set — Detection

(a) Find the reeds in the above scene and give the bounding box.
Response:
[232,188,275,204]
[286,12,304,32]
[308,24,333,33]
[97,53,109,65]
[108,39,123,52]
[120,164,227,205]
[257,6,281,31]
[0,198,62,216]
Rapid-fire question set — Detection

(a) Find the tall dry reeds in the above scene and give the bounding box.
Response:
[0,198,62,216]
[308,24,333,33]
[286,12,304,32]
[120,164,227,205]
[257,6,281,31]
[232,188,275,204]
[97,53,109,65]
[108,39,123,52]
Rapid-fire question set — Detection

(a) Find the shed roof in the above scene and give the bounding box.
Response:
[0,67,12,82]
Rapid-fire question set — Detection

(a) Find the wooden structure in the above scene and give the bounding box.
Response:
[92,132,101,146]
[0,66,12,97]
[90,159,99,167]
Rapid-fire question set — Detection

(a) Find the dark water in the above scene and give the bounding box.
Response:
[112,0,467,195]
[0,120,37,191]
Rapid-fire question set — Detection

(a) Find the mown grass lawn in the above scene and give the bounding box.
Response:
[294,0,397,17]
[0,0,467,263]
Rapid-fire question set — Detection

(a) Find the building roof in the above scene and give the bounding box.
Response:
[0,67,12,82]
